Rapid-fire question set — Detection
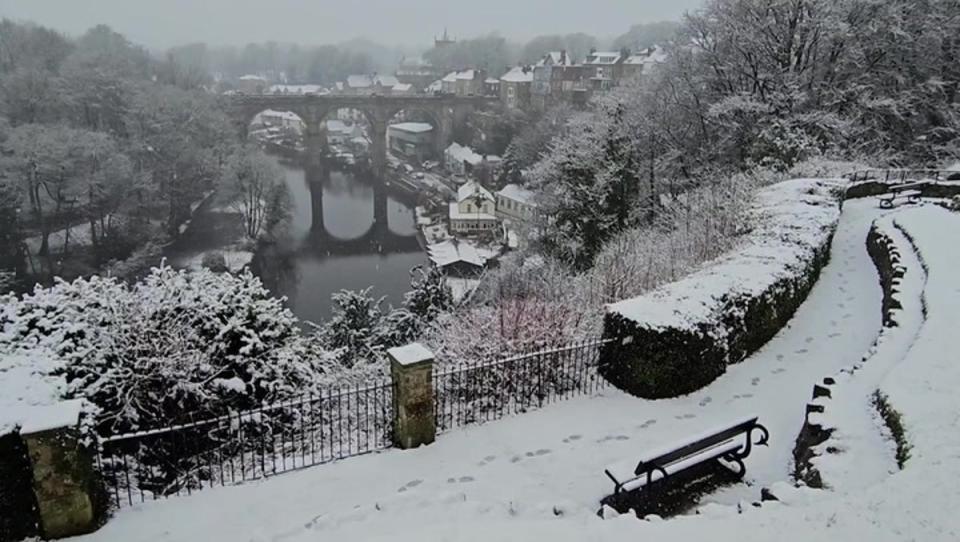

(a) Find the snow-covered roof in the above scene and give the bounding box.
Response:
[375,74,400,87]
[428,238,489,268]
[326,119,350,133]
[625,46,668,65]
[239,74,267,81]
[269,84,327,95]
[500,66,534,83]
[485,78,500,84]
[392,83,414,92]
[457,181,495,203]
[446,142,483,166]
[388,122,433,134]
[427,79,443,92]
[537,51,577,67]
[258,109,303,122]
[498,184,537,205]
[584,51,623,65]
[443,69,478,82]
[347,74,373,88]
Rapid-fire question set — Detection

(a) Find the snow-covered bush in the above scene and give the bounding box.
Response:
[600,179,841,398]
[585,174,760,303]
[0,266,326,434]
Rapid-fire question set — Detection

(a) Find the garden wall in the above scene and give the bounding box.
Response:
[599,179,842,398]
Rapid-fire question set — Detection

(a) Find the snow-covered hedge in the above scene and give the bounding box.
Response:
[0,266,329,435]
[600,179,841,398]
[845,179,960,200]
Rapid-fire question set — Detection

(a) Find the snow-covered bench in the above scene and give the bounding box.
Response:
[879,182,925,209]
[603,416,769,496]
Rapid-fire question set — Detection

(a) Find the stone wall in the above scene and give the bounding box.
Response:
[600,180,840,398]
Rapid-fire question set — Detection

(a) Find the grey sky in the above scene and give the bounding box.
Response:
[0,0,704,50]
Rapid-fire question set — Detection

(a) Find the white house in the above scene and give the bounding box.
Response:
[449,181,498,234]
[496,184,538,221]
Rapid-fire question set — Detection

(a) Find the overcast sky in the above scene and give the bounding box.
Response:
[0,0,704,50]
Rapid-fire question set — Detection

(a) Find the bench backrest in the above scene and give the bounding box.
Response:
[891,182,926,192]
[634,416,758,476]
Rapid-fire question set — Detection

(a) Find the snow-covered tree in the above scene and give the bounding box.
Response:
[0,266,326,434]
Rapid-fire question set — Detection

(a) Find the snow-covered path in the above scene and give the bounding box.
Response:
[78,200,890,542]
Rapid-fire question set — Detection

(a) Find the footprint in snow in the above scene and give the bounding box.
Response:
[796,348,809,355]
[675,413,697,420]
[534,449,551,456]
[740,393,754,399]
[843,313,853,320]
[562,435,583,444]
[805,337,814,344]
[828,332,842,338]
[776,354,785,362]
[838,303,846,309]
[771,368,786,374]
[698,396,713,407]
[638,419,657,429]
[459,476,475,483]
[830,321,838,327]
[510,456,522,464]
[447,478,457,483]
[751,377,760,386]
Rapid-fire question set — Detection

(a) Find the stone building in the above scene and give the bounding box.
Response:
[387,122,435,162]
[499,66,534,110]
[449,181,498,233]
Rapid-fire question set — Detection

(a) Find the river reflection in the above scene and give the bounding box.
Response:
[253,155,425,324]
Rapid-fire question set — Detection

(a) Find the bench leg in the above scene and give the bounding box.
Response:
[721,454,746,479]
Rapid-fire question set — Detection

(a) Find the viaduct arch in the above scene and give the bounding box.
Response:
[228,94,498,179]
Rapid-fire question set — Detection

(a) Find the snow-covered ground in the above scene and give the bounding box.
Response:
[74,197,932,542]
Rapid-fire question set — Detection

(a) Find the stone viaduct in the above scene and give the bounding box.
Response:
[228,94,498,178]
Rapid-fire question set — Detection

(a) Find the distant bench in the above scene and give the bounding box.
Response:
[603,416,769,497]
[879,182,925,209]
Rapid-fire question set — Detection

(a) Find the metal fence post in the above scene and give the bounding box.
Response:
[388,343,437,449]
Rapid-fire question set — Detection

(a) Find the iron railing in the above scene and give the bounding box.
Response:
[845,169,960,183]
[96,380,395,508]
[95,339,616,508]
[433,339,612,432]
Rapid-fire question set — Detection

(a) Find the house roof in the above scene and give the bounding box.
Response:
[392,83,414,92]
[500,66,534,83]
[625,45,668,65]
[448,202,497,222]
[269,84,327,95]
[485,78,500,84]
[347,74,372,88]
[498,184,537,205]
[584,51,623,65]
[457,181,495,203]
[537,51,577,67]
[239,74,267,81]
[388,122,433,134]
[427,239,489,268]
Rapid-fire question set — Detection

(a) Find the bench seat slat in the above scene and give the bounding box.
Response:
[606,438,744,491]
[617,439,743,492]
[624,416,757,468]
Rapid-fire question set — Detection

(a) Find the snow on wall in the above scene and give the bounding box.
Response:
[793,215,919,489]
[600,179,842,398]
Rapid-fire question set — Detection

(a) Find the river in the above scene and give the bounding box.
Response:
[168,152,426,325]
[252,154,426,324]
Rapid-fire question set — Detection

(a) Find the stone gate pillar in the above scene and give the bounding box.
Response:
[21,400,99,539]
[388,343,436,449]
